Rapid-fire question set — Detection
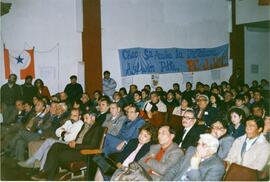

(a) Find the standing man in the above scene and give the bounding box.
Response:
[1,74,22,124]
[64,75,83,105]
[21,75,38,104]
[102,70,117,98]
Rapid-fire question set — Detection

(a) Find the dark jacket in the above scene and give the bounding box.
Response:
[174,124,204,150]
[75,122,104,150]
[1,83,22,105]
[195,106,219,127]
[64,83,83,104]
[117,138,152,163]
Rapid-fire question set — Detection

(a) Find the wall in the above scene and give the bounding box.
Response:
[0,0,83,94]
[236,0,270,24]
[101,0,231,91]
[244,27,270,85]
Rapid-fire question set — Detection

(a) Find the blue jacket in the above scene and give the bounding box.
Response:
[117,117,145,142]
[103,78,117,97]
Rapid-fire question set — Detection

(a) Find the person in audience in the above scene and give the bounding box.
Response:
[102,102,127,136]
[21,75,38,104]
[172,96,193,117]
[250,80,259,90]
[221,91,235,117]
[225,116,270,171]
[5,99,47,161]
[31,111,104,180]
[173,83,180,92]
[17,108,83,169]
[252,89,269,113]
[96,123,156,181]
[96,97,110,125]
[194,94,219,128]
[260,79,269,91]
[229,67,244,88]
[34,79,51,100]
[102,70,117,98]
[231,94,250,117]
[252,103,266,118]
[64,75,83,105]
[182,82,194,98]
[133,91,145,110]
[209,93,222,111]
[263,115,270,142]
[103,104,145,156]
[91,90,102,109]
[165,89,179,108]
[1,73,22,124]
[136,125,184,180]
[112,91,126,109]
[211,120,234,159]
[59,91,72,110]
[174,110,204,151]
[228,108,246,139]
[211,86,224,101]
[143,84,151,93]
[141,88,150,102]
[162,133,225,181]
[175,90,183,103]
[144,91,167,113]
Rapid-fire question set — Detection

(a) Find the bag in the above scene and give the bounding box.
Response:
[111,161,152,181]
[92,154,117,176]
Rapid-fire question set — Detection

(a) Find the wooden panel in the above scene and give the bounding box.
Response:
[83,0,102,96]
[258,0,270,5]
[229,0,245,81]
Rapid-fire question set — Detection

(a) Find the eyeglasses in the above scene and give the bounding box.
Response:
[183,116,195,120]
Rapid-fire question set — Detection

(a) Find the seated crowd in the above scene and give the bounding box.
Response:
[0,72,270,181]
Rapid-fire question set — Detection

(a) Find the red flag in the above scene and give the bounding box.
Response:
[4,47,35,79]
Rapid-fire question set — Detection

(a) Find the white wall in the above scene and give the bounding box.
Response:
[0,0,83,94]
[245,27,270,85]
[236,0,270,25]
[101,0,231,91]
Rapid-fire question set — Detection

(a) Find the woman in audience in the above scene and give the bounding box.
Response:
[172,96,193,116]
[102,102,127,136]
[228,108,246,139]
[133,91,145,110]
[225,116,270,171]
[209,93,222,111]
[230,94,250,117]
[95,123,156,181]
[112,91,126,109]
[165,90,179,108]
[34,79,51,100]
[92,90,102,108]
[141,89,150,102]
[211,120,234,159]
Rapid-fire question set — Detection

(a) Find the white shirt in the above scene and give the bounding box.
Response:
[55,119,84,142]
[144,100,167,112]
[245,136,258,152]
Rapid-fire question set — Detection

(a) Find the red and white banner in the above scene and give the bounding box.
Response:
[4,47,35,79]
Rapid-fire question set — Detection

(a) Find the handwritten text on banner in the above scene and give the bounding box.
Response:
[118,44,228,76]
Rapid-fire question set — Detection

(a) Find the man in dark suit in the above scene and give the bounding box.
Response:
[174,110,204,151]
[31,112,104,180]
[64,75,83,105]
[194,94,219,127]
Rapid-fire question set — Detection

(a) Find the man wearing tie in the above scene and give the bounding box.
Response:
[174,110,204,151]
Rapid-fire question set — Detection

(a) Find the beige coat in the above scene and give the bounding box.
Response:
[225,134,270,171]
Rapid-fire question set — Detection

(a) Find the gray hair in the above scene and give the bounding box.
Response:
[199,133,219,153]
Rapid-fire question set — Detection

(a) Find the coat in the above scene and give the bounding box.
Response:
[139,143,184,180]
[225,134,270,171]
[162,146,225,181]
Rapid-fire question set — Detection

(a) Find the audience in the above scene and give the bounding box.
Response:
[1,72,270,181]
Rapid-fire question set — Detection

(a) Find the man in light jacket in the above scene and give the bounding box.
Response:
[102,70,117,98]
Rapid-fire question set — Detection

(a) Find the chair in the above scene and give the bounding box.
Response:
[59,127,108,181]
[223,163,265,181]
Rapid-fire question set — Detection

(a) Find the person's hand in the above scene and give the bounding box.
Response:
[116,141,126,151]
[116,162,123,168]
[68,141,76,148]
[190,152,201,169]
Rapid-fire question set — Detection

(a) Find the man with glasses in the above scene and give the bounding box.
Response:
[174,110,204,151]
[194,94,219,128]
